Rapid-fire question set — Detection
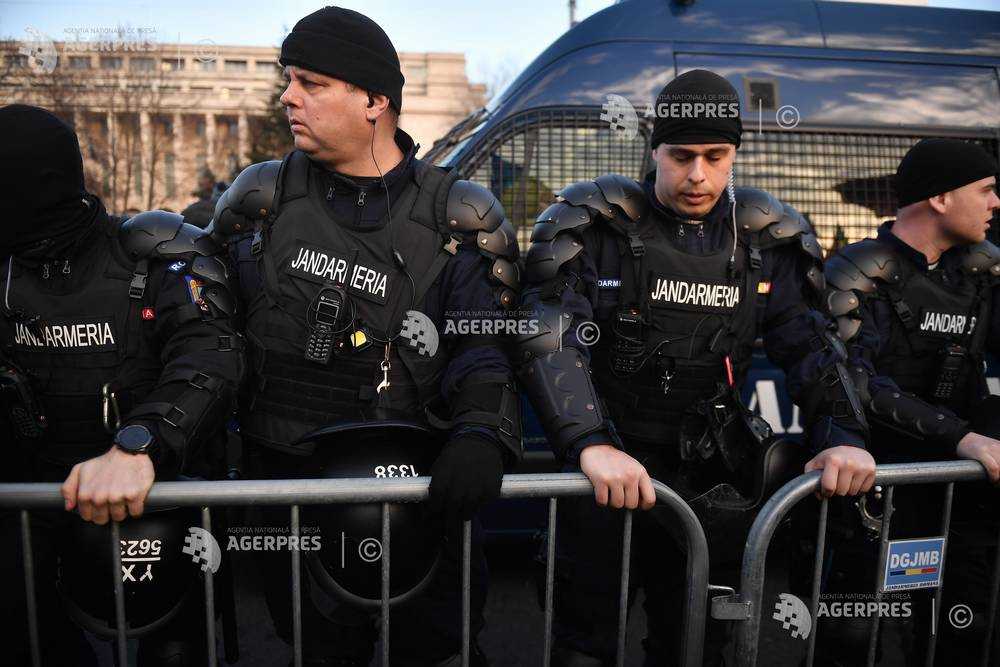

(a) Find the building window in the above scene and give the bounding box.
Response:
[406,64,428,82]
[161,58,184,72]
[224,60,247,72]
[165,154,176,198]
[100,56,123,70]
[195,119,206,138]
[196,59,216,72]
[130,57,155,72]
[68,56,91,70]
[255,60,278,73]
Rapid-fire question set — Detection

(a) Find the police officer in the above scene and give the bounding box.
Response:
[212,7,521,665]
[0,105,243,665]
[821,138,1000,665]
[513,70,875,666]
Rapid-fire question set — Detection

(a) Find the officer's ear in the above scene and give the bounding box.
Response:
[927,192,950,216]
[364,92,393,126]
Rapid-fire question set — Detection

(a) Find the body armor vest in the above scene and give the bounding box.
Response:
[0,218,161,463]
[589,212,761,444]
[242,151,457,452]
[874,245,991,416]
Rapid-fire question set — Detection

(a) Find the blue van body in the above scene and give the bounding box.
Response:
[429,0,1000,536]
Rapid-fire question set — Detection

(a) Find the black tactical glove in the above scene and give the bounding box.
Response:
[428,433,505,522]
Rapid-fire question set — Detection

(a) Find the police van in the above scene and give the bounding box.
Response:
[424,0,1000,479]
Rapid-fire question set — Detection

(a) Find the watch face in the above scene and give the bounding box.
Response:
[117,425,152,451]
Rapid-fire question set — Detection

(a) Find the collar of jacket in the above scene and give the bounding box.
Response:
[323,128,418,195]
[878,220,964,274]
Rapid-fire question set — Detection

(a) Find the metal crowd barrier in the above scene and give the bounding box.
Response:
[715,460,999,667]
[0,472,710,667]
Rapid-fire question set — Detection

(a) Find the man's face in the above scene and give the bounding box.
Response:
[279,66,371,164]
[651,143,736,218]
[938,176,1000,244]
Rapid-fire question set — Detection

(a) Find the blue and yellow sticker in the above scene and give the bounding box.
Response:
[184,274,210,312]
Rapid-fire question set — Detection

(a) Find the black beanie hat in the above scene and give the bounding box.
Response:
[651,69,743,150]
[280,6,404,113]
[896,138,998,208]
[0,104,92,254]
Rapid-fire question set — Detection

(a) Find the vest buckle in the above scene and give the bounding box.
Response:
[250,227,264,255]
[129,272,147,299]
[627,233,645,258]
[749,246,762,270]
[893,299,914,325]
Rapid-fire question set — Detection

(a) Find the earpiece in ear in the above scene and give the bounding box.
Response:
[367,93,375,108]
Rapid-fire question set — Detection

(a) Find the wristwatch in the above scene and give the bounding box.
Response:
[114,424,158,459]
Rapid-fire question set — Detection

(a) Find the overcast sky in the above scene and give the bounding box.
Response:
[1,0,996,85]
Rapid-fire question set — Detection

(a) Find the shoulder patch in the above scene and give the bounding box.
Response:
[183,274,211,312]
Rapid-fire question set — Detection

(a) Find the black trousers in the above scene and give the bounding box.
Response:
[0,460,207,667]
[245,443,489,666]
[814,484,999,666]
[548,443,774,667]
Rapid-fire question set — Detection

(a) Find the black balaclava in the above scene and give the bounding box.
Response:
[0,104,99,259]
[651,69,743,150]
[280,6,404,113]
[896,138,998,208]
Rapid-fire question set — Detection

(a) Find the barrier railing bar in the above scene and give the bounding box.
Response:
[382,503,391,667]
[110,520,128,667]
[543,498,557,667]
[734,460,989,667]
[21,510,41,667]
[925,481,955,667]
[462,519,472,667]
[805,497,828,667]
[866,485,895,667]
[983,520,1000,667]
[2,473,709,667]
[615,510,633,667]
[291,504,302,667]
[201,507,217,667]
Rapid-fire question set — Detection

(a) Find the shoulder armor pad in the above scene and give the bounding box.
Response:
[445,179,505,234]
[209,160,281,240]
[524,234,585,283]
[530,202,594,242]
[826,288,863,341]
[444,180,520,303]
[734,188,784,233]
[825,239,903,294]
[558,174,645,223]
[189,256,236,317]
[593,174,647,222]
[960,240,1000,278]
[476,218,519,261]
[120,210,217,262]
[736,188,823,266]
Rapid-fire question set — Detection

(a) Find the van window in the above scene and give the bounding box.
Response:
[460,110,651,249]
[461,111,997,252]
